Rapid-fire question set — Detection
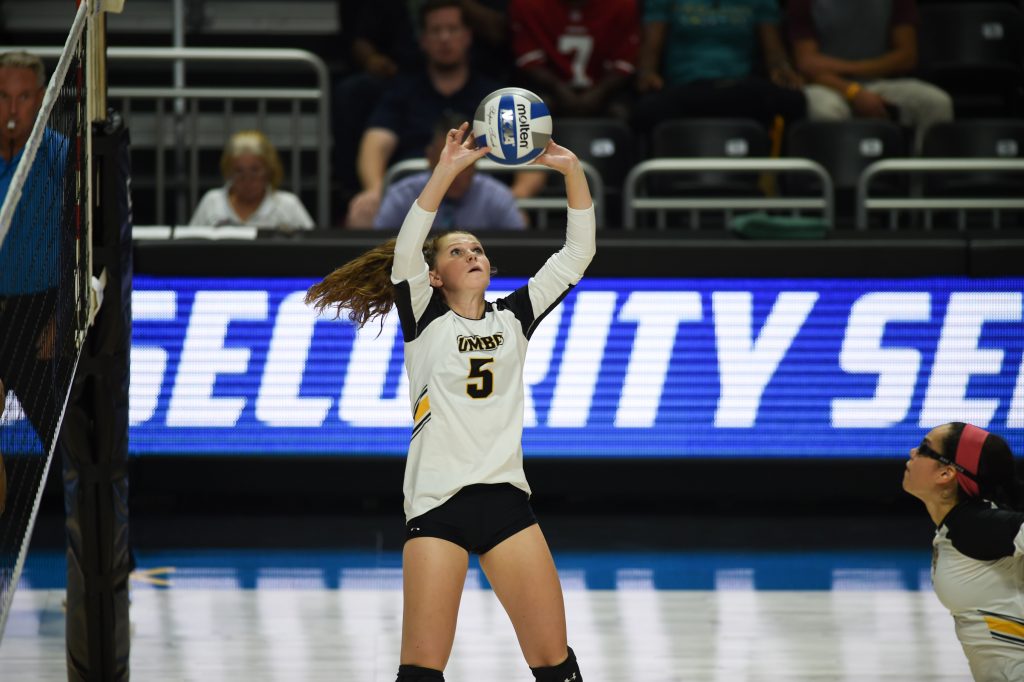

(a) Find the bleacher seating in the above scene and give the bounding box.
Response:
[922,119,1024,195]
[650,118,771,198]
[5,0,1024,233]
[920,119,1024,228]
[25,46,332,228]
[785,120,907,227]
[917,1,1024,117]
[551,118,635,221]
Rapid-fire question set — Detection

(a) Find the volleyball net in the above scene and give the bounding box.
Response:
[0,0,95,639]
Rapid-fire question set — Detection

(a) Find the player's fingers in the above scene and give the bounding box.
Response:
[531,139,557,163]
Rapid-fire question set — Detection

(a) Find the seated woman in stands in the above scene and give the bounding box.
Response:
[189,130,315,231]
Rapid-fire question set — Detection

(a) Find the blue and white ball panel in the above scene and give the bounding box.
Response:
[473,90,552,166]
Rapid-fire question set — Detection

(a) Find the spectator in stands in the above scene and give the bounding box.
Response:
[336,0,515,216]
[190,130,314,231]
[372,113,526,230]
[787,0,953,151]
[0,50,69,476]
[631,0,806,131]
[509,0,640,120]
[461,0,515,83]
[347,0,543,228]
[348,0,424,80]
[334,0,424,211]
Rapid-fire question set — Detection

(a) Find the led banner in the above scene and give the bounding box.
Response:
[116,276,1024,457]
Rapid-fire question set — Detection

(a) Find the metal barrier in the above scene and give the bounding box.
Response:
[622,158,834,230]
[29,46,331,227]
[382,158,606,229]
[856,159,1024,230]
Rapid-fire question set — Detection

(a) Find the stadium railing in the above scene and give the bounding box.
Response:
[28,46,331,227]
[856,158,1024,230]
[621,158,834,230]
[382,158,607,229]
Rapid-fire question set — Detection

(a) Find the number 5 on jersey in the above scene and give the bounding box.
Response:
[467,357,495,398]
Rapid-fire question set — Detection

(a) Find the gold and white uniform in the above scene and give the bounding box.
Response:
[391,202,595,521]
[932,499,1024,681]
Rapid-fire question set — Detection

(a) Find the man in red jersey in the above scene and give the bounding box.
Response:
[509,0,639,118]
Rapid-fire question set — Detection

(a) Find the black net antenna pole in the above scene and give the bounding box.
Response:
[62,2,133,679]
[62,118,133,682]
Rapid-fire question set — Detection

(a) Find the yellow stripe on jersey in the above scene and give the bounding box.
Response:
[410,388,431,442]
[984,615,1024,642]
[413,394,431,423]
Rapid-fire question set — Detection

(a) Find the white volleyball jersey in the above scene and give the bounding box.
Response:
[932,500,1024,681]
[391,202,595,521]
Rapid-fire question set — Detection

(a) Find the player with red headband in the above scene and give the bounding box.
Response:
[903,422,1024,680]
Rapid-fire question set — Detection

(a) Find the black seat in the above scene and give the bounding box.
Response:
[553,118,635,195]
[785,120,907,227]
[550,117,635,223]
[917,2,1024,117]
[921,119,1024,196]
[916,0,1020,5]
[648,118,771,196]
[785,119,907,193]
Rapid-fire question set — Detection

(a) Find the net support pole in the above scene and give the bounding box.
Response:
[62,120,133,682]
[62,1,133,679]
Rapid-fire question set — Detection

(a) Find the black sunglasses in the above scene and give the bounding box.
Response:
[916,440,979,482]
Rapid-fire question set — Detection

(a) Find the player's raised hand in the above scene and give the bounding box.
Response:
[532,140,591,211]
[436,122,490,176]
[530,140,581,176]
[419,123,491,212]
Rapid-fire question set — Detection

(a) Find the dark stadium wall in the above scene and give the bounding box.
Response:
[132,232,1022,279]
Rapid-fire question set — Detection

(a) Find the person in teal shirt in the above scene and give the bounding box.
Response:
[631,0,806,130]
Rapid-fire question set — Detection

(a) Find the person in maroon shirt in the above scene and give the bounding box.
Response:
[509,0,639,119]
[787,0,952,150]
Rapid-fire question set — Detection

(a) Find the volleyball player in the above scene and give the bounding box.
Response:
[306,122,592,681]
[902,422,1024,680]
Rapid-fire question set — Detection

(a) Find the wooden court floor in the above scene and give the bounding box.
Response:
[0,549,974,681]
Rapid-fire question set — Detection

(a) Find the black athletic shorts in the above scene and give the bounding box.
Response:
[405,483,538,554]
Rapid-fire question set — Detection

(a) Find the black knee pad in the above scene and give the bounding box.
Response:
[530,646,581,682]
[396,663,444,681]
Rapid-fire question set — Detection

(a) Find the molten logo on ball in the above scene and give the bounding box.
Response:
[473,87,552,166]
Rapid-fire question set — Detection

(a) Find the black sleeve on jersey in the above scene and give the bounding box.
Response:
[943,501,1024,561]
[496,283,574,340]
[393,281,449,342]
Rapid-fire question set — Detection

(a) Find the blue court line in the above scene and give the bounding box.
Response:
[18,549,933,592]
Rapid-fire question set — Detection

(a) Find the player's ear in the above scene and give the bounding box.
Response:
[428,269,443,288]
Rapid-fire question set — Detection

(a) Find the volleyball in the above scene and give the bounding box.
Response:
[472,87,552,166]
